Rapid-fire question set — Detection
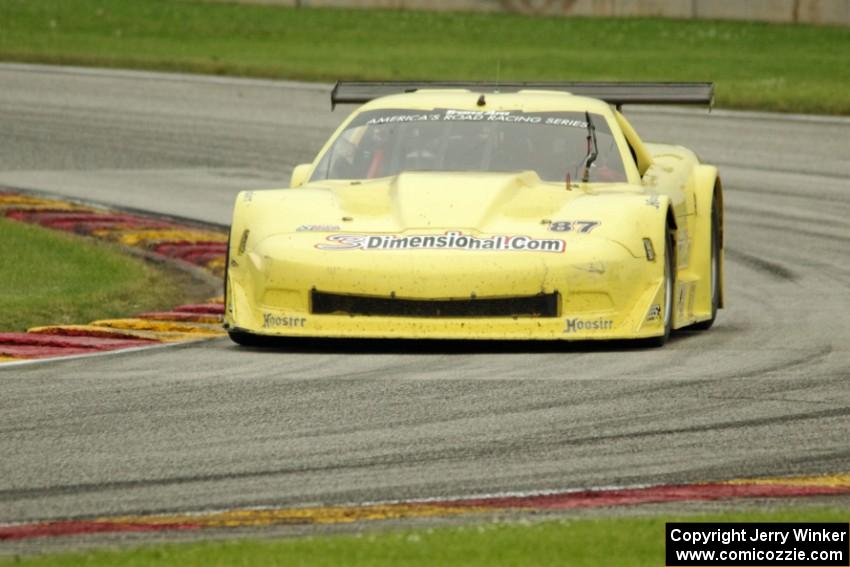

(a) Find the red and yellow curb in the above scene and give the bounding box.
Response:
[727,473,850,489]
[1,473,848,541]
[0,191,228,363]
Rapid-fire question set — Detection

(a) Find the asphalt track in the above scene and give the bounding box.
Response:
[1,64,848,532]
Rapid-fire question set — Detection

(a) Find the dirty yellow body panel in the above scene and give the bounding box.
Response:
[225,90,722,342]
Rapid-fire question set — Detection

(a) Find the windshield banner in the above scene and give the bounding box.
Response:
[351,109,610,133]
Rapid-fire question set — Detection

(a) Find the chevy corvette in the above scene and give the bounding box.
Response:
[224,82,723,347]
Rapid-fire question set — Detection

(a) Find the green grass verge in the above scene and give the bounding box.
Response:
[4,508,848,566]
[1,0,849,114]
[0,218,201,332]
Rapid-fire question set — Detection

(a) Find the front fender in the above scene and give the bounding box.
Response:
[225,190,259,327]
[598,193,673,264]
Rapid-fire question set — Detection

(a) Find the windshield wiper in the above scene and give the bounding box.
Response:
[581,110,598,183]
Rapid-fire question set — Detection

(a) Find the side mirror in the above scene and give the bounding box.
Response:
[290,163,312,188]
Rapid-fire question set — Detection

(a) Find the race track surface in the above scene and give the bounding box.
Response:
[1,64,848,526]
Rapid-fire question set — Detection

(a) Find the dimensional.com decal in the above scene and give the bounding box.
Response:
[316,231,566,253]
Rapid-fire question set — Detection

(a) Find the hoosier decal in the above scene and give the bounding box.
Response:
[564,318,613,333]
[263,313,307,329]
[316,231,566,253]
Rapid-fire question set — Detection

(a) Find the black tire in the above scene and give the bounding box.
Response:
[691,202,719,331]
[640,229,675,348]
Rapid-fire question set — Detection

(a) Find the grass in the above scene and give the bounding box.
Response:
[4,508,848,566]
[1,0,848,114]
[0,218,200,332]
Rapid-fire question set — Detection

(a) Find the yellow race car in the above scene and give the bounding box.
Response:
[225,82,723,347]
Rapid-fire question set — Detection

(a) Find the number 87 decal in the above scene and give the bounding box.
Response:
[549,221,600,233]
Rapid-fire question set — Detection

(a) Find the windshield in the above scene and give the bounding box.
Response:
[311,108,628,183]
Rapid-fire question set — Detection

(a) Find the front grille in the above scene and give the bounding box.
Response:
[311,290,559,318]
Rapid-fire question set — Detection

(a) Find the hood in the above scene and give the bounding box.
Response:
[255,171,641,236]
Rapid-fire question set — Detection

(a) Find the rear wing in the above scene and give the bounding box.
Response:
[330,81,714,110]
